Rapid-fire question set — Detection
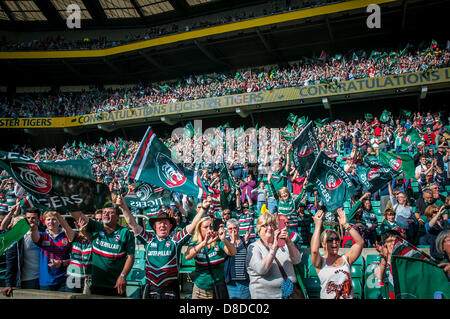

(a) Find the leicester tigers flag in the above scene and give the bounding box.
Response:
[403,127,423,147]
[219,160,236,209]
[127,126,209,199]
[379,152,415,179]
[292,121,321,173]
[0,151,110,213]
[308,151,356,212]
[124,183,173,213]
[389,235,449,299]
[356,164,400,194]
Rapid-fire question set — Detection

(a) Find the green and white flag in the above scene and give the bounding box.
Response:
[219,160,236,209]
[356,164,400,194]
[389,235,449,299]
[380,109,391,123]
[124,183,173,212]
[0,151,110,213]
[184,122,194,139]
[0,219,30,256]
[287,113,298,124]
[391,256,450,299]
[291,121,321,173]
[403,127,423,147]
[379,152,415,179]
[308,152,356,212]
[296,116,308,127]
[127,127,209,199]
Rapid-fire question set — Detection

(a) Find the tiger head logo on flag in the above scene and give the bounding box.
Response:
[390,157,402,171]
[325,172,343,190]
[156,153,187,188]
[368,168,381,181]
[297,145,312,157]
[11,163,52,194]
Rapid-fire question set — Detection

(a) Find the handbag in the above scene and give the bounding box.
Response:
[204,247,229,299]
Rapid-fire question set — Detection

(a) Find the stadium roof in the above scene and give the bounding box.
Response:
[0,0,261,30]
[0,0,448,86]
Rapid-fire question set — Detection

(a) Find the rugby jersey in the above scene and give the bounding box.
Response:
[137,226,191,287]
[188,240,227,290]
[5,190,16,210]
[35,231,72,286]
[269,181,305,230]
[0,200,8,215]
[235,205,259,239]
[87,219,135,288]
[67,232,92,278]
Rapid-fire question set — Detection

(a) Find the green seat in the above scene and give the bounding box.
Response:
[179,252,196,274]
[364,255,382,299]
[133,257,145,270]
[351,265,364,279]
[135,250,145,260]
[371,201,380,207]
[352,279,363,298]
[353,255,364,267]
[127,268,146,283]
[303,277,321,299]
[126,284,142,299]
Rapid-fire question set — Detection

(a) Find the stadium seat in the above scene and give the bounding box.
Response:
[179,252,196,274]
[364,255,382,299]
[352,279,363,299]
[351,265,364,279]
[135,249,145,260]
[303,277,321,299]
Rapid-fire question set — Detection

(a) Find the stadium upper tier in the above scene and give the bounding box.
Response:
[0,0,393,58]
[0,41,448,124]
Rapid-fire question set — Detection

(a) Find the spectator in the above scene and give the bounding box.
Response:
[246,213,303,299]
[120,194,210,299]
[424,205,450,258]
[70,202,135,297]
[310,208,364,299]
[388,183,415,243]
[185,216,236,299]
[379,208,400,234]
[1,207,42,297]
[30,211,72,292]
[435,229,450,277]
[223,218,251,299]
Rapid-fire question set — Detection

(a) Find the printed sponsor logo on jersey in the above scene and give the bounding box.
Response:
[11,163,52,194]
[156,153,186,188]
[325,173,343,190]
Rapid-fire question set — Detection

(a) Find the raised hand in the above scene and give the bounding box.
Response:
[313,210,324,226]
[337,208,347,226]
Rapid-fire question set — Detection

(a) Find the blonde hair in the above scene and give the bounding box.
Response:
[425,204,439,220]
[256,212,277,234]
[43,211,58,220]
[382,208,395,223]
[191,216,216,247]
[278,187,291,201]
[320,229,341,246]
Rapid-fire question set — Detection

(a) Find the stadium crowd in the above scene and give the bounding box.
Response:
[1,41,448,119]
[0,108,449,299]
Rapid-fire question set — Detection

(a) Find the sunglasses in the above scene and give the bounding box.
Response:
[327,237,340,242]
